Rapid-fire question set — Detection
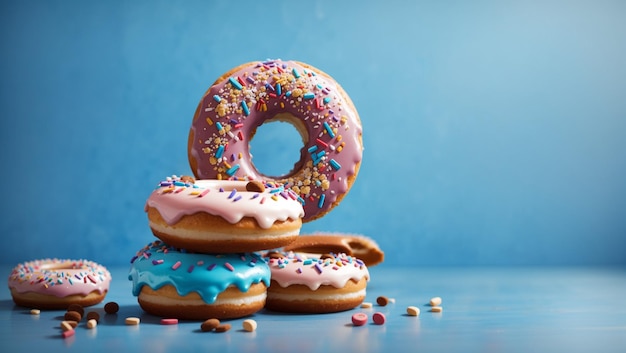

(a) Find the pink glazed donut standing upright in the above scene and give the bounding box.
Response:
[188,59,363,222]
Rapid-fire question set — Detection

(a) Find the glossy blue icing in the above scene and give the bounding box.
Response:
[128,241,270,303]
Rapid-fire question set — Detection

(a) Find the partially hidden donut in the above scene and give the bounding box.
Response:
[8,259,111,309]
[145,175,304,253]
[129,241,270,320]
[188,59,363,222]
[263,251,369,313]
[283,233,384,266]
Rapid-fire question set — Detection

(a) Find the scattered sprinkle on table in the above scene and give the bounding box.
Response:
[429,296,442,306]
[67,304,84,316]
[104,302,119,314]
[61,329,75,339]
[125,317,140,325]
[360,302,373,308]
[215,324,231,333]
[201,318,220,332]
[430,306,443,313]
[406,306,421,316]
[242,319,257,332]
[63,320,78,328]
[64,311,82,322]
[376,296,390,306]
[29,309,40,315]
[160,318,179,325]
[86,311,100,322]
[86,319,98,329]
[60,321,74,332]
[373,312,386,325]
[351,313,368,326]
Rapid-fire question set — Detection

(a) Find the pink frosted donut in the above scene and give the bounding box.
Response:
[8,259,111,309]
[263,251,370,313]
[145,176,304,253]
[188,59,363,222]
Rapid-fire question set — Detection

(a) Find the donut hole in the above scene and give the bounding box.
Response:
[249,113,308,179]
[40,262,87,270]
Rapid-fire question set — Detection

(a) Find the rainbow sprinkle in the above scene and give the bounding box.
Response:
[190,59,362,221]
[228,77,243,90]
[215,145,225,159]
[226,164,240,176]
[318,194,326,208]
[323,122,335,138]
[241,101,250,116]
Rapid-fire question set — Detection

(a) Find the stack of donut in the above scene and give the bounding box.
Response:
[130,59,379,319]
[131,177,305,319]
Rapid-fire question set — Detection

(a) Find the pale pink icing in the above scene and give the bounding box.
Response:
[267,252,369,290]
[188,59,363,222]
[8,259,111,297]
[145,177,304,229]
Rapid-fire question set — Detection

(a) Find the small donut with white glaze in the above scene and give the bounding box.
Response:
[8,259,111,309]
[129,241,270,320]
[263,251,369,313]
[145,175,304,253]
[188,59,363,222]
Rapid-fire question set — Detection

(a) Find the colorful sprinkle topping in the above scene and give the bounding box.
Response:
[129,241,270,304]
[8,259,111,298]
[189,59,363,221]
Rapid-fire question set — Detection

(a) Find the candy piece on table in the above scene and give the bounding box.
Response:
[242,319,257,332]
[372,312,386,325]
[104,302,119,314]
[351,313,368,326]
[406,306,420,316]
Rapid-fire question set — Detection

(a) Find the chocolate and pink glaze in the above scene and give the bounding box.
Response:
[188,59,363,222]
[8,259,111,297]
[145,176,304,229]
[266,252,369,290]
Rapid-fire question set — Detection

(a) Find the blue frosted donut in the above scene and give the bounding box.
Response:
[129,241,270,319]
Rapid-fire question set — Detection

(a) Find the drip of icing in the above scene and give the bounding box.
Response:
[128,241,271,303]
[145,178,304,229]
[267,252,369,291]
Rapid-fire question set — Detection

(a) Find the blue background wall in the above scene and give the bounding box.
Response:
[1,0,625,267]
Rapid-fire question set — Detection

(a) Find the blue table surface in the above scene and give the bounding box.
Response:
[1,265,625,353]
